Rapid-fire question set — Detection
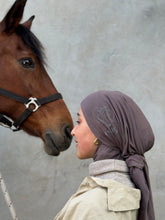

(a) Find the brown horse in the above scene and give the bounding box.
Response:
[0,0,73,156]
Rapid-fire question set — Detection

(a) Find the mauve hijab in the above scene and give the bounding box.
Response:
[81,90,155,220]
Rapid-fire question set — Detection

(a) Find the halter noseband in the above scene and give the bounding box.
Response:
[0,88,62,131]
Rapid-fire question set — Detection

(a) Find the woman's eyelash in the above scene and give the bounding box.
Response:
[76,120,80,124]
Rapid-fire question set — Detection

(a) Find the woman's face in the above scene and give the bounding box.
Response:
[71,107,98,159]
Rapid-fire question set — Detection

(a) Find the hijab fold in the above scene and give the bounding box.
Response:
[81,90,155,220]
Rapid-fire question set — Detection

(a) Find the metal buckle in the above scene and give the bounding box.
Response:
[0,122,11,128]
[24,97,40,112]
[0,115,13,128]
[0,116,18,131]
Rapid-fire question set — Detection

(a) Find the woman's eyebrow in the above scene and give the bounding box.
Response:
[77,112,80,117]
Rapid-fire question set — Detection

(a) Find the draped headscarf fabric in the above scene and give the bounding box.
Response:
[81,90,155,220]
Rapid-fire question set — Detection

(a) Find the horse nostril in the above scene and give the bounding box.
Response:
[63,124,72,141]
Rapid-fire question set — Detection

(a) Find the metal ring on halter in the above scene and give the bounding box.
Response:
[24,97,41,112]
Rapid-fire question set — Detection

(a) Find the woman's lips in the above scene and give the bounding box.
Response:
[75,139,78,147]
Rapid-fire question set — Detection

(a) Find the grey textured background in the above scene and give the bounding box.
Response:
[0,0,165,219]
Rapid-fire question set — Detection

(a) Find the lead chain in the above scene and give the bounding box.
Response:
[0,172,19,220]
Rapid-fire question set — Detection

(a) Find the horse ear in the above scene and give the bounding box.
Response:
[0,0,27,33]
[22,16,35,29]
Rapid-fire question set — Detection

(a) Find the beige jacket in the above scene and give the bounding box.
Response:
[54,160,141,220]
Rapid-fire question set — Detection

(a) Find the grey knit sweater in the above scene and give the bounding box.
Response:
[89,159,135,188]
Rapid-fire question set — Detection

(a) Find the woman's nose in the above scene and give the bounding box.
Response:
[71,127,75,136]
[71,124,78,136]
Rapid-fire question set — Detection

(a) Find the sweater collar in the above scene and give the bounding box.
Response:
[89,159,129,177]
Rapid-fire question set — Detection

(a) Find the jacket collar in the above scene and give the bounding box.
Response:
[79,176,140,212]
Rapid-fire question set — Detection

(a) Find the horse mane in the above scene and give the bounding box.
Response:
[15,24,46,65]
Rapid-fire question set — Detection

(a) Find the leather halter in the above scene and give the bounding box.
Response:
[0,88,62,131]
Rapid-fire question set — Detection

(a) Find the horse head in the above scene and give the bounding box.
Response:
[0,0,73,156]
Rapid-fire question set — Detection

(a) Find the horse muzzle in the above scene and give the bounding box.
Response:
[44,124,73,156]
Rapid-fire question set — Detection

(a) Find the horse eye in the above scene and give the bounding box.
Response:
[18,57,35,69]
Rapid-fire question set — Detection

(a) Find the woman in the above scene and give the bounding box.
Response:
[54,90,155,220]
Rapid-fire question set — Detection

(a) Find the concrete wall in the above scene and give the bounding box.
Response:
[0,0,165,219]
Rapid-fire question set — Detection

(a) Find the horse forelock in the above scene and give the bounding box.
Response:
[15,24,46,66]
